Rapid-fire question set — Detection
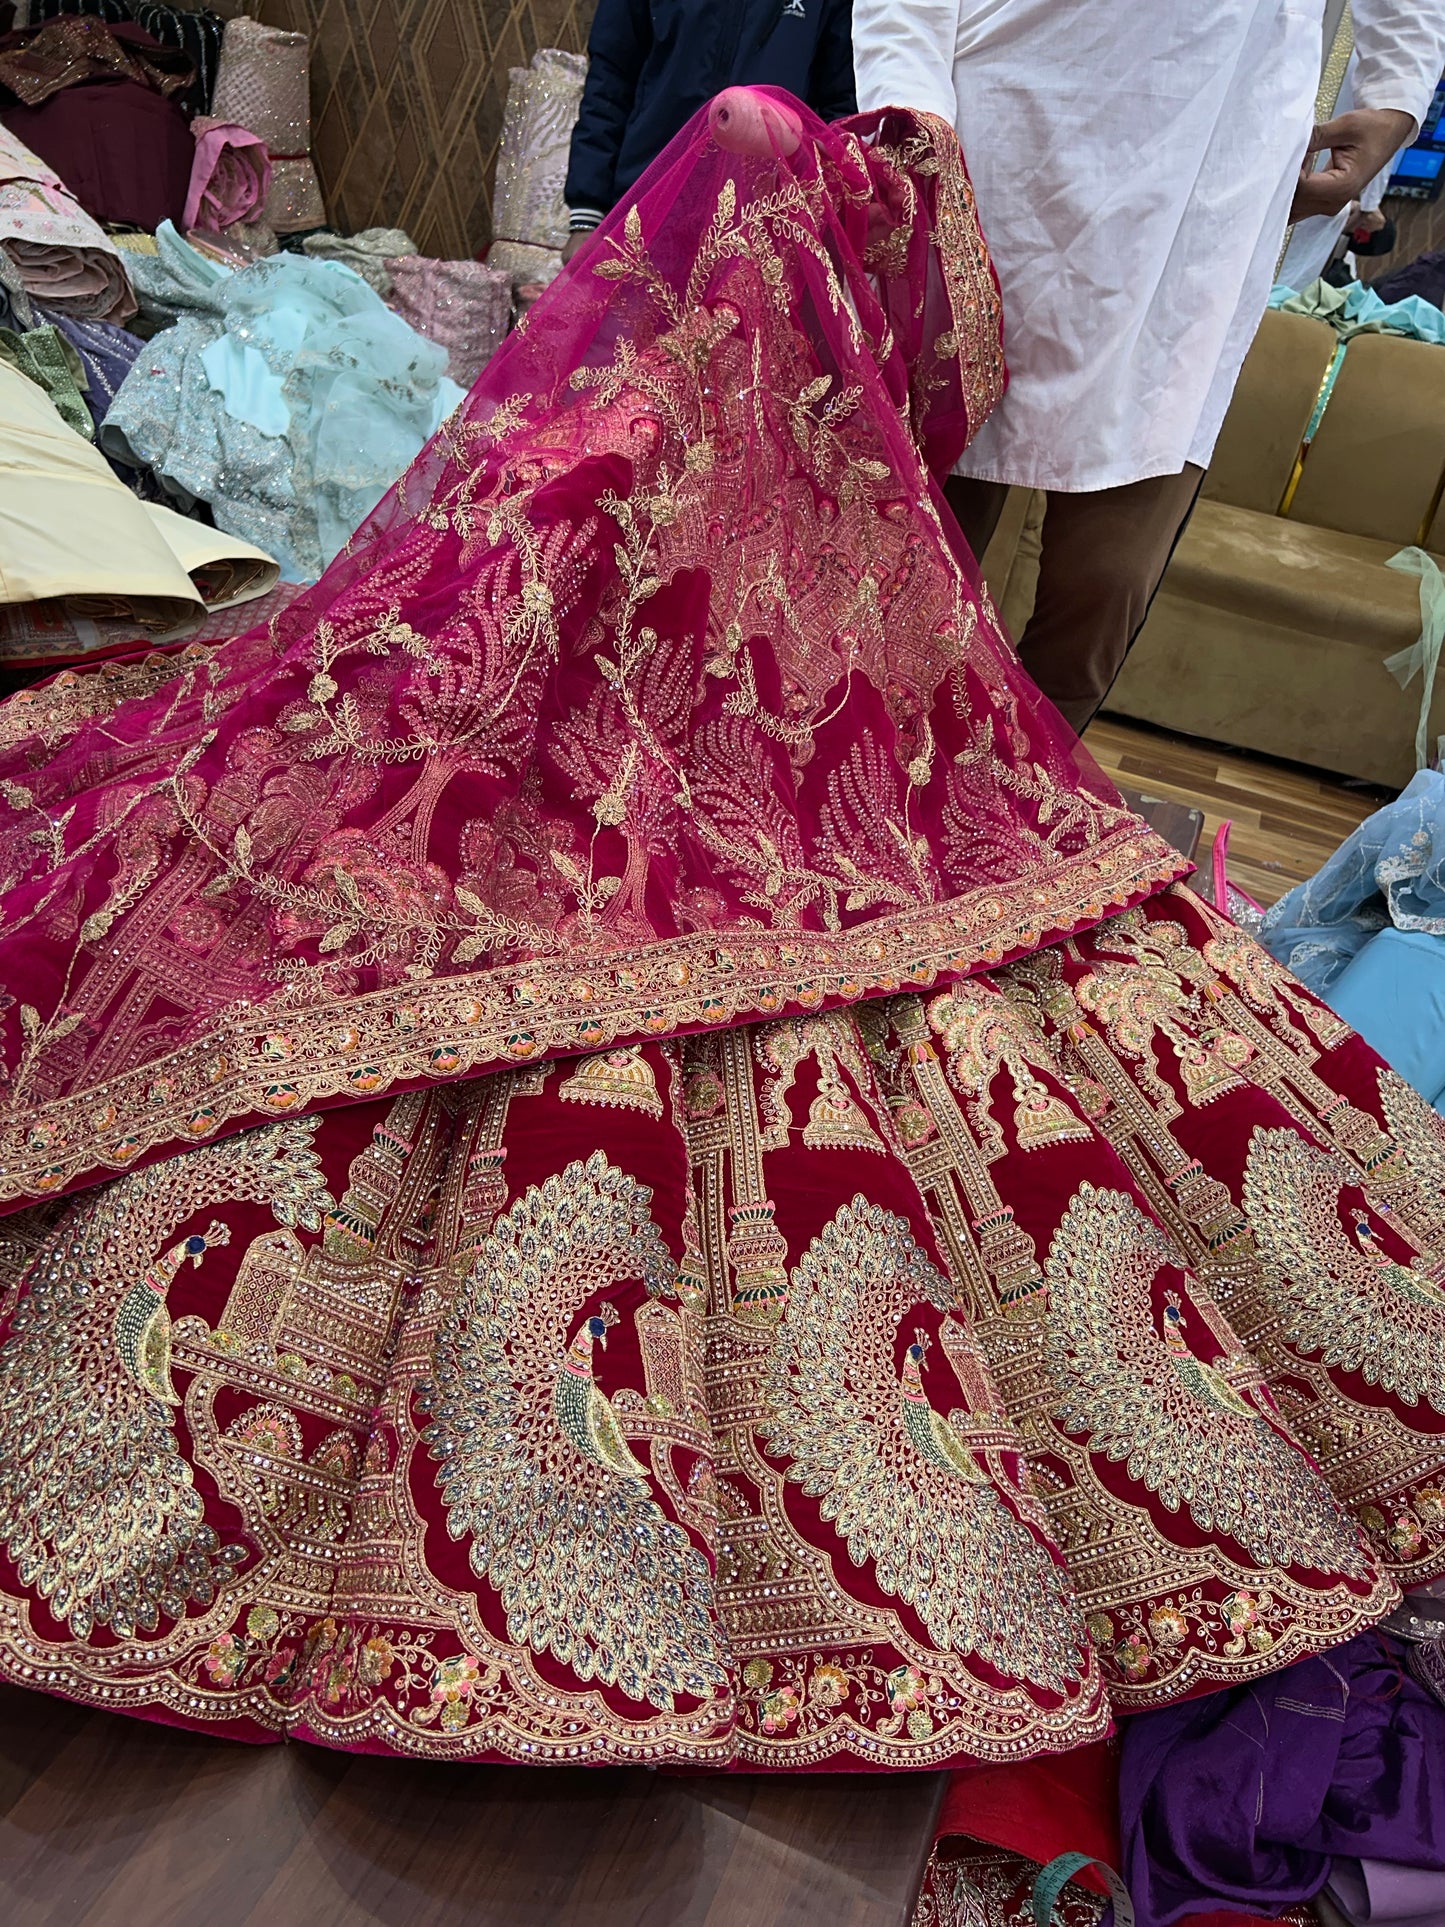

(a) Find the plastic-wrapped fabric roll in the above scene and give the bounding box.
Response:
[209,16,324,235]
[489,48,586,251]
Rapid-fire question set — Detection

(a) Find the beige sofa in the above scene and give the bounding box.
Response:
[980,309,1445,788]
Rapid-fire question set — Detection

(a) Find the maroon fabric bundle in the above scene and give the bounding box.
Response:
[0,20,193,230]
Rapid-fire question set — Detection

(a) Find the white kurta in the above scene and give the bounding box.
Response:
[853,1,1445,491]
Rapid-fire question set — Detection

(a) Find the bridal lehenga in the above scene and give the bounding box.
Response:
[0,91,1442,1773]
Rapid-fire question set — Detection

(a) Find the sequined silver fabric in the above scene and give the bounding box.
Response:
[490,49,587,251]
[100,240,461,583]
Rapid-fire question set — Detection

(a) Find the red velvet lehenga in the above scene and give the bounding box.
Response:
[0,92,1442,1773]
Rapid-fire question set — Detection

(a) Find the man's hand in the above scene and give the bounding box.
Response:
[1291,107,1415,220]
[562,228,597,266]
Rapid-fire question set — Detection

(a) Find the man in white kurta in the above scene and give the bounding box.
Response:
[853,1,1445,731]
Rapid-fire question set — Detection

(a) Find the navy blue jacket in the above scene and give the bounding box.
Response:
[564,0,856,219]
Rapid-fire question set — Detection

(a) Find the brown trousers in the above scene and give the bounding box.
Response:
[945,465,1205,734]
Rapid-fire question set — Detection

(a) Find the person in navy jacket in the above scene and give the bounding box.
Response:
[562,0,856,258]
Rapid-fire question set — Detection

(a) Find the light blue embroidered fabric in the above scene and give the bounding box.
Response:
[1262,770,1445,996]
[100,226,464,581]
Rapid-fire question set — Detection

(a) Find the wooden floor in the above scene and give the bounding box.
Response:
[0,1683,943,1927]
[1091,714,1391,908]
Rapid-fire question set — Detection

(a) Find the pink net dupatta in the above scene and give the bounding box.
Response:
[0,92,1181,1209]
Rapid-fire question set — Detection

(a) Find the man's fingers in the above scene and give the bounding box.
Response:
[1305,116,1346,157]
[1290,169,1358,220]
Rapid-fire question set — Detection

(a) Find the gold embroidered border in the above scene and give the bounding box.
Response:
[0,826,1184,1206]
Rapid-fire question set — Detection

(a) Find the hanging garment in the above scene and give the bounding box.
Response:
[853,1,1445,491]
[209,16,324,235]
[384,254,511,387]
[0,120,132,319]
[0,94,1443,1769]
[100,230,464,582]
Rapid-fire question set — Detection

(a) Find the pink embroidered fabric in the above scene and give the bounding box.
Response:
[384,255,514,388]
[0,95,1180,1209]
[0,123,134,320]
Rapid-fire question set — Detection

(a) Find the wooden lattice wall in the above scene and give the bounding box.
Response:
[258,0,597,257]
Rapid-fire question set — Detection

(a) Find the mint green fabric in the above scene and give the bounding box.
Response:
[1270,277,1445,346]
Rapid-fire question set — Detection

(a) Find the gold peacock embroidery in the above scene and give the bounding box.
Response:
[761,1194,1089,1695]
[1242,1127,1445,1412]
[0,1119,334,1641]
[1042,1182,1373,1579]
[420,1150,730,1714]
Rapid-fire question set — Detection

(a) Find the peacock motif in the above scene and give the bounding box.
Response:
[0,1119,335,1641]
[1243,1125,1445,1410]
[422,1150,730,1713]
[115,1224,231,1405]
[553,1302,650,1481]
[762,1196,1088,1694]
[898,1331,994,1483]
[1043,1182,1373,1576]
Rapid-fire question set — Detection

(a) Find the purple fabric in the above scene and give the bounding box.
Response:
[1371,252,1445,313]
[1327,1857,1445,1927]
[35,304,142,429]
[1119,1635,1445,1927]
